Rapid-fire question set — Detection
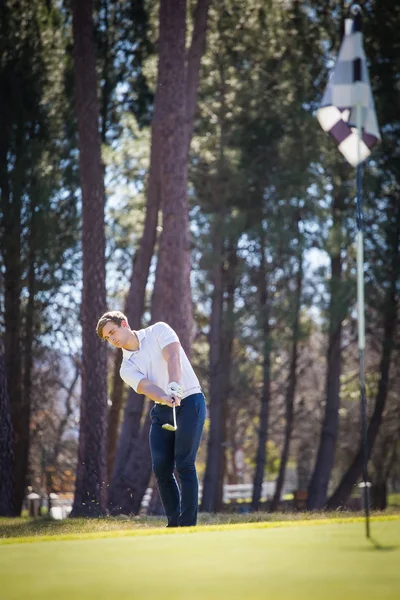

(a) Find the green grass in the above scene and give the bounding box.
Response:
[1,515,399,600]
[388,493,400,506]
[1,509,400,541]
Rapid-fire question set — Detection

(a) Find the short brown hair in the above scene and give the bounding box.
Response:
[96,310,128,340]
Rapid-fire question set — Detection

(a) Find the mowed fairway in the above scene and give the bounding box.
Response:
[1,518,399,600]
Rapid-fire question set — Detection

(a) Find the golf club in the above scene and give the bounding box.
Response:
[162,404,177,431]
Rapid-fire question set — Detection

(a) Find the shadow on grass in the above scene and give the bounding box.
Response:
[0,516,168,540]
[0,518,72,538]
[368,536,399,552]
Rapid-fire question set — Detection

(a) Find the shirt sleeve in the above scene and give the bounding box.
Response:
[120,360,145,393]
[152,322,180,350]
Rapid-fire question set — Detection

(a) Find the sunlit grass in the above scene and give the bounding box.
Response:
[0,518,399,600]
[1,509,399,544]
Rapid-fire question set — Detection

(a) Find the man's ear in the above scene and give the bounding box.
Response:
[121,320,129,328]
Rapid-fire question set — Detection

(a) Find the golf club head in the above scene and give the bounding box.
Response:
[162,423,177,431]
[162,405,177,431]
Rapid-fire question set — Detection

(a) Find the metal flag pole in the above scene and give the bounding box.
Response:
[355,97,370,539]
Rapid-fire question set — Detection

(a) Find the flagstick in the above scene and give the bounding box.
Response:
[356,102,370,539]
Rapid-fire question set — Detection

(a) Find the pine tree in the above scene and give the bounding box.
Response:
[69,0,108,517]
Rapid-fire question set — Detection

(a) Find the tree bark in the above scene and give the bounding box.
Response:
[308,184,346,510]
[0,350,16,516]
[70,0,108,517]
[1,153,24,513]
[151,0,191,349]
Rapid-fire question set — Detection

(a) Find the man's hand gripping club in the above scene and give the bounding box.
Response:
[162,382,183,432]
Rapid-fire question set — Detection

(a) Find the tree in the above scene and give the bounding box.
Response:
[94,0,154,143]
[201,216,239,512]
[310,0,400,509]
[307,168,352,510]
[108,0,211,514]
[28,349,80,497]
[150,0,192,348]
[270,224,303,511]
[327,196,400,509]
[193,0,325,511]
[0,350,15,516]
[70,0,108,517]
[251,222,272,511]
[0,0,80,514]
[0,0,41,514]
[89,0,155,482]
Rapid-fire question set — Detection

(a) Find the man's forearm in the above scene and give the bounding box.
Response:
[167,354,182,384]
[162,342,182,384]
[137,379,170,404]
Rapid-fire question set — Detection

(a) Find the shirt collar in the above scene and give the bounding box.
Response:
[121,329,145,359]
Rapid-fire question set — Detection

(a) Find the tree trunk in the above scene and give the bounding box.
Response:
[270,244,303,512]
[107,352,125,479]
[109,400,152,515]
[147,480,166,516]
[70,0,108,517]
[22,197,37,496]
[200,221,224,512]
[184,0,211,152]
[201,44,231,512]
[0,350,16,516]
[201,228,237,512]
[108,391,146,514]
[327,199,399,509]
[1,170,24,514]
[106,121,162,479]
[252,224,271,511]
[370,482,387,511]
[215,242,237,512]
[308,184,346,510]
[151,0,192,349]
[108,0,211,513]
[99,0,111,144]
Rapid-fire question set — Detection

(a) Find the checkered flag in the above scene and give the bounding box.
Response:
[317,8,380,166]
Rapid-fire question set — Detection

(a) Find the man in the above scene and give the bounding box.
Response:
[96,311,206,527]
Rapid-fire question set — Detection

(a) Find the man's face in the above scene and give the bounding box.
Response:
[102,320,129,348]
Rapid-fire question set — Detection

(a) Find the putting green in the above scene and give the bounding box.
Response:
[1,519,399,599]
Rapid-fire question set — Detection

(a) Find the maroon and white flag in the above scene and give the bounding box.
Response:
[317,9,380,167]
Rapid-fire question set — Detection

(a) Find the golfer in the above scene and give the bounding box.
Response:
[96,311,206,527]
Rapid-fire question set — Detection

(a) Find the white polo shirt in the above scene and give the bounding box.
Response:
[119,322,201,400]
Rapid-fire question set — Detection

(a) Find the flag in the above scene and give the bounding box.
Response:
[317,10,380,167]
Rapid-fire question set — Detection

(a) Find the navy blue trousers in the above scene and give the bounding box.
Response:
[149,393,206,527]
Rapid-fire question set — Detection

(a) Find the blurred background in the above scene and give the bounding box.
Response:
[0,0,399,520]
